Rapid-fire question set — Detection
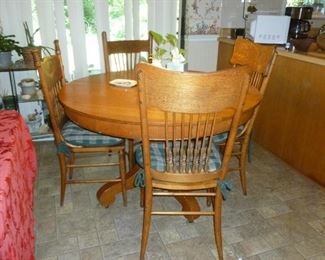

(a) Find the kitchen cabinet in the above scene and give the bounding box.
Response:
[217,37,325,187]
[254,51,325,187]
[217,38,235,70]
[0,63,52,141]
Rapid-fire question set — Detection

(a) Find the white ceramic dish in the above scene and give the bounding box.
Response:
[20,78,35,87]
[21,94,31,100]
[18,82,37,95]
[109,79,137,88]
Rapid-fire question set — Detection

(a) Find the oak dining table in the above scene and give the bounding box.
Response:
[59,68,261,221]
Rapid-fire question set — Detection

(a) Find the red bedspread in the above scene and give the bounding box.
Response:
[0,110,36,260]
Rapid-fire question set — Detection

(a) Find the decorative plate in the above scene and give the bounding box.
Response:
[109,79,137,88]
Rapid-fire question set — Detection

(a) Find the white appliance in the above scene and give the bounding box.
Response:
[246,15,290,44]
[185,35,219,72]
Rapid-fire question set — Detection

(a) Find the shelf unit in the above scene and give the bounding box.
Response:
[0,62,53,141]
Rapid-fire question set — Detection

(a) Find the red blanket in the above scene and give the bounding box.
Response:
[0,110,36,260]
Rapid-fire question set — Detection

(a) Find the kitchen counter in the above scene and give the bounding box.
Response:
[277,47,325,65]
[218,37,325,187]
[218,37,325,67]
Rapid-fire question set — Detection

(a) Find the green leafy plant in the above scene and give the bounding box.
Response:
[150,31,186,63]
[0,34,22,55]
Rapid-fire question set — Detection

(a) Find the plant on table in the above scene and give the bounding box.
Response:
[150,31,186,69]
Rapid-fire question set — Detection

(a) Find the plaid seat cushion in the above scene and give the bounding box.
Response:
[212,125,245,144]
[61,121,124,147]
[135,141,221,172]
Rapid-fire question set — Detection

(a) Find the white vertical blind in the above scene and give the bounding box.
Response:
[94,0,110,72]
[0,0,180,81]
[147,0,156,32]
[133,0,140,39]
[66,0,88,79]
[125,0,133,39]
[53,0,70,80]
[35,0,56,48]
[0,0,33,45]
[147,0,178,35]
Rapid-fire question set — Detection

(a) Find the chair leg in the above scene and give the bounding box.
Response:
[140,187,152,260]
[119,149,127,206]
[68,153,75,179]
[58,154,67,206]
[239,137,249,195]
[140,187,145,208]
[128,139,135,169]
[206,188,213,207]
[213,187,223,260]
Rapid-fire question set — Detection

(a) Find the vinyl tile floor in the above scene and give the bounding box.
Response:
[34,141,325,260]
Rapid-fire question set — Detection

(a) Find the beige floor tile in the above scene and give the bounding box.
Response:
[58,251,80,260]
[36,215,57,243]
[101,236,141,258]
[175,222,200,240]
[236,219,275,240]
[36,236,79,258]
[257,203,292,219]
[34,141,325,259]
[222,227,244,245]
[267,212,322,243]
[56,210,97,238]
[38,257,58,260]
[158,229,182,245]
[231,236,272,257]
[80,246,103,260]
[308,252,325,260]
[308,218,325,235]
[166,237,216,259]
[78,232,99,249]
[98,229,119,244]
[262,231,288,249]
[258,245,304,260]
[294,237,325,258]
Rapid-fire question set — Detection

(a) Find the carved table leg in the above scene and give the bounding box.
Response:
[175,196,201,222]
[97,164,140,207]
[96,164,201,222]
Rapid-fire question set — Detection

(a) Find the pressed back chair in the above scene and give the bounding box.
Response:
[214,38,276,195]
[33,40,127,206]
[135,63,252,260]
[102,31,152,168]
[102,31,152,72]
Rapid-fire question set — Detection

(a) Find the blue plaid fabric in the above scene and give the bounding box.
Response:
[135,141,221,173]
[61,121,124,147]
[212,125,245,144]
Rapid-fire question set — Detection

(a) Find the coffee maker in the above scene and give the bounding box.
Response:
[285,7,313,39]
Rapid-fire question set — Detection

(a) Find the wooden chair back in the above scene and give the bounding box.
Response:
[230,38,276,94]
[136,63,251,184]
[102,31,151,72]
[32,40,66,145]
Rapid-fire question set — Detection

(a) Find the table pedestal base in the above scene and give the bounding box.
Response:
[96,165,200,222]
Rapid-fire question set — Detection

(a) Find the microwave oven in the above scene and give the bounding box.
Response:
[246,15,291,44]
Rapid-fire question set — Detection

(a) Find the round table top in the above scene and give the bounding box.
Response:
[59,71,261,139]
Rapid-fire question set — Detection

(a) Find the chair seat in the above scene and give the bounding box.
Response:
[135,141,221,172]
[62,121,124,147]
[212,125,245,144]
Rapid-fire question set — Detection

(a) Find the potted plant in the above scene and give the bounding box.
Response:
[150,31,187,71]
[0,88,16,110]
[22,21,51,67]
[0,33,22,68]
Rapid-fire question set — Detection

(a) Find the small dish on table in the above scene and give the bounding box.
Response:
[109,79,137,88]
